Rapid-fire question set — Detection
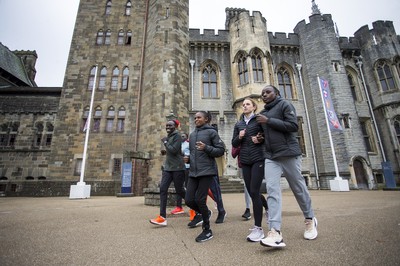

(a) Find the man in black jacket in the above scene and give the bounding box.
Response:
[256,85,318,248]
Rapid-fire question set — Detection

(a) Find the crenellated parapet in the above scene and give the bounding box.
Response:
[225,7,247,30]
[354,20,399,49]
[189,29,230,42]
[268,32,299,46]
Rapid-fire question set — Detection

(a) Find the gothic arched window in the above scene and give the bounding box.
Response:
[125,30,132,45]
[96,30,104,45]
[117,30,124,45]
[237,53,248,85]
[277,66,294,99]
[93,106,102,132]
[376,60,396,92]
[45,122,54,147]
[88,66,97,90]
[106,106,115,132]
[98,67,107,90]
[105,1,112,15]
[251,51,264,82]
[346,67,363,101]
[121,67,129,90]
[105,30,111,45]
[125,1,132,16]
[111,67,119,90]
[202,64,218,98]
[117,106,126,132]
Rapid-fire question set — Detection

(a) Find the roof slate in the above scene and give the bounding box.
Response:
[0,42,34,87]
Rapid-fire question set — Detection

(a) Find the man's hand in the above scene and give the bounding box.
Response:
[256,114,268,124]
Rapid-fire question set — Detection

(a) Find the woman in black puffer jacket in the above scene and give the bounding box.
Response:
[232,98,267,242]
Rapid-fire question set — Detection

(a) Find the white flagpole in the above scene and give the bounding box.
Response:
[69,65,97,199]
[317,76,340,178]
[79,65,98,184]
[317,76,349,191]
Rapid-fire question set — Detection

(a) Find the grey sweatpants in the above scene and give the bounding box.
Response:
[265,156,314,231]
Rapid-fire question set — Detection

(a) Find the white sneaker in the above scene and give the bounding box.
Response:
[246,226,265,242]
[304,217,318,240]
[260,228,286,247]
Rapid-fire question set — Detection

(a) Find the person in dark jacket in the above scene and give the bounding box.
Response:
[150,120,186,226]
[185,111,225,242]
[256,85,317,248]
[232,98,267,242]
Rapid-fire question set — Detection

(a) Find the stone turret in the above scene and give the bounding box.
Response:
[226,8,271,106]
[140,0,190,185]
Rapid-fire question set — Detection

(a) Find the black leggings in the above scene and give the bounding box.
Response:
[185,175,213,229]
[159,170,185,218]
[242,161,265,227]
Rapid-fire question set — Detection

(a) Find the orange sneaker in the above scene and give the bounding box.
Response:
[189,209,196,221]
[171,207,184,215]
[150,215,167,226]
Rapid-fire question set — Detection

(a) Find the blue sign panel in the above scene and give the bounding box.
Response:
[121,162,132,193]
[382,161,396,188]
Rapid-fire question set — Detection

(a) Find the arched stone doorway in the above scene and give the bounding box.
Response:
[353,158,369,189]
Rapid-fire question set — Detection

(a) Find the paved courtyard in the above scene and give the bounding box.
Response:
[0,190,399,265]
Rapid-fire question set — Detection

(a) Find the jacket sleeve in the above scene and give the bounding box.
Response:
[205,130,226,158]
[267,101,298,133]
[165,133,182,155]
[231,122,242,148]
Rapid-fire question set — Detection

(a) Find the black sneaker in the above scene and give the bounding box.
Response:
[215,210,226,224]
[242,208,251,220]
[187,213,203,228]
[195,229,213,242]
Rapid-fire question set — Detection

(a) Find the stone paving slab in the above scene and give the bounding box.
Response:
[0,190,399,265]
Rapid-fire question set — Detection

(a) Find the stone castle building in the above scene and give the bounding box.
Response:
[0,0,399,196]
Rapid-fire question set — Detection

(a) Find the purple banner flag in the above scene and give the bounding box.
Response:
[319,78,342,131]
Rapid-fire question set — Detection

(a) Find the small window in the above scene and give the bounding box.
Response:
[121,67,129,90]
[74,159,83,176]
[125,1,132,16]
[125,30,132,45]
[111,67,119,90]
[360,120,374,152]
[105,0,112,15]
[105,30,111,45]
[96,30,104,45]
[341,114,351,129]
[117,119,125,132]
[99,67,107,90]
[113,158,122,173]
[117,30,124,45]
[88,66,97,90]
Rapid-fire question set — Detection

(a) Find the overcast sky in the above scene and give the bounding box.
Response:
[0,0,399,87]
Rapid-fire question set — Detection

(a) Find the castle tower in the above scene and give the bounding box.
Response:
[294,12,374,186]
[225,8,272,111]
[48,0,189,193]
[139,0,190,185]
[353,21,400,174]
